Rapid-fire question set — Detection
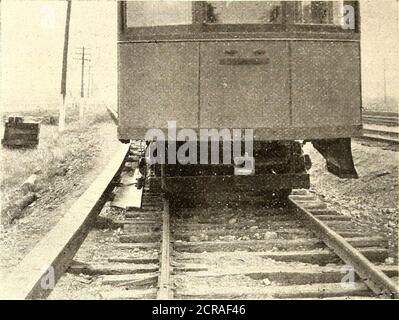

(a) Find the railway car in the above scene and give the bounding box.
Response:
[117,1,362,206]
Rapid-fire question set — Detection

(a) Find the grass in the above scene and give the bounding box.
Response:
[2,102,115,125]
[0,107,115,219]
[2,108,58,125]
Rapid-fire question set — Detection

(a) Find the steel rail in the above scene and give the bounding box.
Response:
[362,112,398,127]
[157,164,173,299]
[290,196,399,299]
[360,111,399,143]
[360,130,399,144]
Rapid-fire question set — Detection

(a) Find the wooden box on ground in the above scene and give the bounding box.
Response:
[2,117,40,148]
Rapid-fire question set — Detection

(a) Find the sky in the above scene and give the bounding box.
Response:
[1,1,117,109]
[361,0,398,104]
[0,0,398,111]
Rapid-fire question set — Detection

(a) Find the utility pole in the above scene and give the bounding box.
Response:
[59,0,72,132]
[75,47,91,98]
[75,47,91,123]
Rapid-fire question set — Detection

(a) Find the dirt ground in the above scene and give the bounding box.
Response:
[305,139,399,261]
[0,119,120,281]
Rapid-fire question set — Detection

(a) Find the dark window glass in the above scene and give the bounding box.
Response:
[205,1,283,24]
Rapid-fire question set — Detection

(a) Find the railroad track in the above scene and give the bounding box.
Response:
[361,127,399,144]
[2,142,398,300]
[362,111,399,127]
[361,111,399,144]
